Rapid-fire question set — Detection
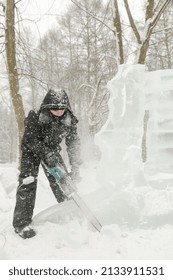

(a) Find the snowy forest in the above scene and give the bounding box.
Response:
[1,0,173,260]
[1,0,173,163]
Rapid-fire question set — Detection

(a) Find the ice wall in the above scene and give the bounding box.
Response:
[145,69,173,175]
[95,65,173,190]
[95,64,146,189]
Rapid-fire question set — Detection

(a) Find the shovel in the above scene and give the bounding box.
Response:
[47,164,102,232]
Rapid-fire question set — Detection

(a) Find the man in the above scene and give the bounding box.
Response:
[13,89,81,239]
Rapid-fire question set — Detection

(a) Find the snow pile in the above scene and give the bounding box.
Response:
[0,162,173,260]
[0,164,16,219]
[141,186,173,217]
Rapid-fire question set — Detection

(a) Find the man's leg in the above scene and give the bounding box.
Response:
[13,151,40,238]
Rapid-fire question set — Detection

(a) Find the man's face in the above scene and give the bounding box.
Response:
[50,109,65,117]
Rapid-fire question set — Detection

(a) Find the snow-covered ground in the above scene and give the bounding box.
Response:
[0,162,173,260]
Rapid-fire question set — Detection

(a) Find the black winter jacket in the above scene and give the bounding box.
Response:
[21,89,81,168]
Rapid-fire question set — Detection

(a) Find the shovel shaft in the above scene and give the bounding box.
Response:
[47,164,102,232]
[71,192,102,232]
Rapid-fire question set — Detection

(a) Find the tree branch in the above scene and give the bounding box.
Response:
[138,0,171,67]
[0,1,5,12]
[70,0,115,34]
[123,0,141,44]
[146,0,172,40]
[145,0,154,22]
[77,83,95,92]
[89,76,102,109]
[92,91,109,120]
[15,0,23,5]
[154,0,164,14]
[18,71,48,89]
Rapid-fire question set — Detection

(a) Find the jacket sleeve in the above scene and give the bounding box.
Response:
[21,110,49,157]
[65,117,81,168]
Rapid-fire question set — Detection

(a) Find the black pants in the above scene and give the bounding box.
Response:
[13,150,67,230]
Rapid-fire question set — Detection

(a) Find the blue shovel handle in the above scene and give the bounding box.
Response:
[48,166,65,181]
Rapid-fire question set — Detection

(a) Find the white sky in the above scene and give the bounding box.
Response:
[16,0,144,38]
[17,0,70,36]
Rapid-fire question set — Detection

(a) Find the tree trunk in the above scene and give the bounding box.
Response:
[5,0,25,164]
[138,0,171,64]
[138,39,150,64]
[111,0,124,64]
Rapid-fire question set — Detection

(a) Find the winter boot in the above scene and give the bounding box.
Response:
[15,225,36,239]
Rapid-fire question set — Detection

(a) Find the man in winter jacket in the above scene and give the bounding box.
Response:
[13,89,81,239]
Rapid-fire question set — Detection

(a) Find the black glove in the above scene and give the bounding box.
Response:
[44,151,58,168]
[70,166,81,183]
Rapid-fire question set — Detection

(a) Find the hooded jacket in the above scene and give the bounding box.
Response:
[22,89,81,167]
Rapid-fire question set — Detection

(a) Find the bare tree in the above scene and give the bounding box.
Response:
[147,8,173,70]
[5,0,25,162]
[111,0,172,64]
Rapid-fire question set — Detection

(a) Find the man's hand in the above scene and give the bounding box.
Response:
[70,166,81,183]
[44,151,58,168]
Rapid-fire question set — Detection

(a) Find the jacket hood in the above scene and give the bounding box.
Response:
[40,89,72,111]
